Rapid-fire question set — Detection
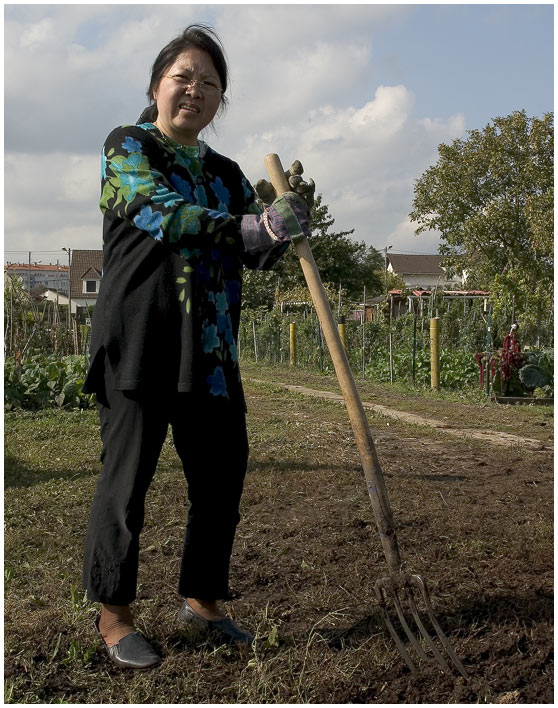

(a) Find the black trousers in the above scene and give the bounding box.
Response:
[82,375,249,605]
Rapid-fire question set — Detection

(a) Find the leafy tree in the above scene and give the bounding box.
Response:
[242,194,383,308]
[410,110,553,343]
[386,270,407,293]
[242,268,281,310]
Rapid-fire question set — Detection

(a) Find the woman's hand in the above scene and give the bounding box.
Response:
[241,192,311,252]
[255,160,315,209]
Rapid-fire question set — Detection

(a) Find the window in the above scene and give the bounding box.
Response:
[83,280,98,294]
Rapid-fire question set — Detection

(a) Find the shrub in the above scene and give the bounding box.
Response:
[4,353,96,410]
[519,349,554,396]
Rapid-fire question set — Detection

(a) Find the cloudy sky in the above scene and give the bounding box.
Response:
[4,2,554,266]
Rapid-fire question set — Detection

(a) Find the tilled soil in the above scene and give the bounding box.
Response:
[4,370,553,704]
[229,383,553,703]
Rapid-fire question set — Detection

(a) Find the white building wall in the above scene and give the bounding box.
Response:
[387,265,463,289]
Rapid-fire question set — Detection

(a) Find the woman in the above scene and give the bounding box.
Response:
[82,24,311,669]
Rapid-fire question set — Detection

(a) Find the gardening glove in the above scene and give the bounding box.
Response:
[255,160,316,209]
[241,192,311,255]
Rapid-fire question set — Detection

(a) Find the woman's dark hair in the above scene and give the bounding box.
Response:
[137,23,229,125]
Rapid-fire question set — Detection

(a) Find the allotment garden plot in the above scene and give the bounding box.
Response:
[4,365,553,704]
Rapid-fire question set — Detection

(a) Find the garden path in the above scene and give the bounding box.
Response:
[248,379,551,452]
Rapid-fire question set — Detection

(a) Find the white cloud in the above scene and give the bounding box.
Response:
[4,153,103,254]
[4,4,463,260]
[229,84,464,250]
[59,156,100,203]
[19,18,54,50]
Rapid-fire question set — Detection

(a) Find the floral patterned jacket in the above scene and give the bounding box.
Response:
[84,123,287,400]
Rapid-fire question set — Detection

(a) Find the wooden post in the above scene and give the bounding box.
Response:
[430,317,440,390]
[412,312,417,384]
[361,286,366,379]
[485,300,492,397]
[252,321,258,362]
[318,320,324,371]
[389,294,394,384]
[338,315,346,350]
[66,248,72,328]
[289,322,296,366]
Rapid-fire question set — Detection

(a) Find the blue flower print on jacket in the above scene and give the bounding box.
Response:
[207,209,230,221]
[210,177,230,211]
[170,173,194,202]
[217,312,235,347]
[202,323,220,353]
[122,136,142,154]
[216,311,228,333]
[134,205,163,240]
[174,150,202,176]
[152,184,183,208]
[196,183,208,207]
[207,366,227,397]
[118,152,152,202]
[215,291,229,314]
[216,311,235,343]
[164,204,204,241]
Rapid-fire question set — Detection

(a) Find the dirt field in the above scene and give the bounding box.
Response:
[4,363,553,703]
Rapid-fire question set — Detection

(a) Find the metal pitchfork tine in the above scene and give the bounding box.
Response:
[264,153,469,680]
[375,574,468,678]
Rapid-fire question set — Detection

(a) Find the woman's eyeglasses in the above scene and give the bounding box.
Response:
[165,74,223,95]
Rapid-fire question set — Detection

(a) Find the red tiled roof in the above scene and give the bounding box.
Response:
[5,263,69,272]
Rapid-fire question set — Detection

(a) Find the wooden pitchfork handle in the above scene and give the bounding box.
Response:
[264,153,403,576]
[265,155,470,681]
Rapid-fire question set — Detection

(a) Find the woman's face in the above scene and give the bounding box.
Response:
[153,48,223,146]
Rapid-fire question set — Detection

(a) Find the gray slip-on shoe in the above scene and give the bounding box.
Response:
[178,601,254,644]
[94,617,162,669]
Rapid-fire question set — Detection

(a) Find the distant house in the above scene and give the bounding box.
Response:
[387,254,463,289]
[30,286,70,307]
[69,250,103,316]
[4,262,69,293]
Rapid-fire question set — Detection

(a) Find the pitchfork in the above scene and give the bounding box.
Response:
[264,154,469,680]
